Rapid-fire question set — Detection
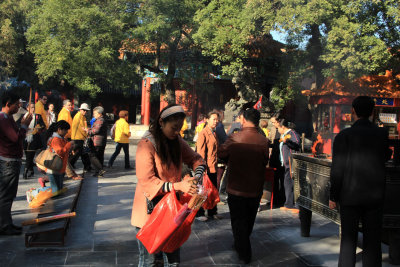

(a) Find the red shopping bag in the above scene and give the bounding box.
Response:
[202,173,220,210]
[136,187,194,254]
[161,208,197,253]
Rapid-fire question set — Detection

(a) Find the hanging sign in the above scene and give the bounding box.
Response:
[373,97,394,106]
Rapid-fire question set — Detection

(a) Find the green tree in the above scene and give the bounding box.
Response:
[194,0,280,108]
[0,0,37,87]
[123,0,204,104]
[194,0,275,76]
[275,0,400,80]
[26,0,139,96]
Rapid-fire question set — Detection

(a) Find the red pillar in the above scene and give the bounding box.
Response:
[141,79,146,124]
[333,105,341,134]
[143,77,151,126]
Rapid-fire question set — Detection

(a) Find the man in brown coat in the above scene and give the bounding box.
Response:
[218,108,270,264]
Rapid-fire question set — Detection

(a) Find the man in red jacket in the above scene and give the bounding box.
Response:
[218,108,270,264]
[0,92,32,235]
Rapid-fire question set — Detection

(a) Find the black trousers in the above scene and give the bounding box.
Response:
[0,160,21,229]
[94,146,105,167]
[227,193,261,262]
[273,166,285,207]
[283,167,294,208]
[339,204,383,267]
[108,143,130,168]
[69,140,91,170]
[24,150,36,172]
[197,172,218,217]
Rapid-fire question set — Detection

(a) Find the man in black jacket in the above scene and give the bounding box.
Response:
[329,96,392,267]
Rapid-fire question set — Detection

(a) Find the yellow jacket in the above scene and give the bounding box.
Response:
[35,101,49,129]
[180,118,188,137]
[57,107,73,139]
[115,118,131,143]
[195,122,205,134]
[262,127,270,138]
[71,111,88,140]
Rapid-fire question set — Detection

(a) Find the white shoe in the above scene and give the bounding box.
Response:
[26,190,34,203]
[196,216,208,222]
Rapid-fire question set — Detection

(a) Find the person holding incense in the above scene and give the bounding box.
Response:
[22,103,46,179]
[131,104,206,267]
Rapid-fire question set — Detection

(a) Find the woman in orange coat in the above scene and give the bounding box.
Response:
[27,120,72,206]
[132,104,206,266]
[195,110,220,221]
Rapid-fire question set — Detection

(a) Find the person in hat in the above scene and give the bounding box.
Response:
[69,103,91,172]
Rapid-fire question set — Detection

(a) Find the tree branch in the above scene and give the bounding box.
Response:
[181,29,195,45]
[141,64,163,74]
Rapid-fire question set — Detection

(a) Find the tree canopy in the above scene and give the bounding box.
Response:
[194,0,400,110]
[0,0,36,87]
[124,0,204,103]
[26,0,139,95]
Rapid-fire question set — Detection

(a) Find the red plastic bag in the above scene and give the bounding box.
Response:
[136,188,194,254]
[202,173,220,209]
[161,208,197,253]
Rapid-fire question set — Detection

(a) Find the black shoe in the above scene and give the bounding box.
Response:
[98,170,106,177]
[83,168,92,173]
[27,170,34,177]
[23,169,28,179]
[238,254,251,264]
[125,166,134,170]
[0,225,22,235]
[11,224,22,231]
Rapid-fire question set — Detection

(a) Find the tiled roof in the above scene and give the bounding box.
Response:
[120,33,284,59]
[302,70,400,98]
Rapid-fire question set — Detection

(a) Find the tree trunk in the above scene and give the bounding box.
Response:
[309,24,325,88]
[164,35,182,105]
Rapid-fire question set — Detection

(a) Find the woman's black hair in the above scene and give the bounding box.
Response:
[45,120,70,141]
[149,104,185,168]
[276,115,296,129]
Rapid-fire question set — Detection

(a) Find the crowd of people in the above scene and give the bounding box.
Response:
[0,90,390,266]
[0,91,134,235]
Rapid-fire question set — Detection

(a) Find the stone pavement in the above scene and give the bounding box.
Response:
[0,141,396,266]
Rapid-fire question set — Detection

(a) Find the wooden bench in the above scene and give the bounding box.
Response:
[25,179,83,247]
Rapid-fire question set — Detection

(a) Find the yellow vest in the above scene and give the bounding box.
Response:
[35,101,48,129]
[115,118,130,143]
[71,112,88,140]
[57,107,73,139]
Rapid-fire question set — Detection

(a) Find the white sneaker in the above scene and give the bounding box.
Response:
[196,216,208,222]
[26,190,34,203]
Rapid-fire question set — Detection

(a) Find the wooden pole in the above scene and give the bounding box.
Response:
[28,87,32,114]
[21,212,76,226]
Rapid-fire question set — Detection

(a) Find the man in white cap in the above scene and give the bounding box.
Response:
[70,103,91,172]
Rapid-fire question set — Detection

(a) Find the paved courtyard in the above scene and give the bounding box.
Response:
[0,141,395,266]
